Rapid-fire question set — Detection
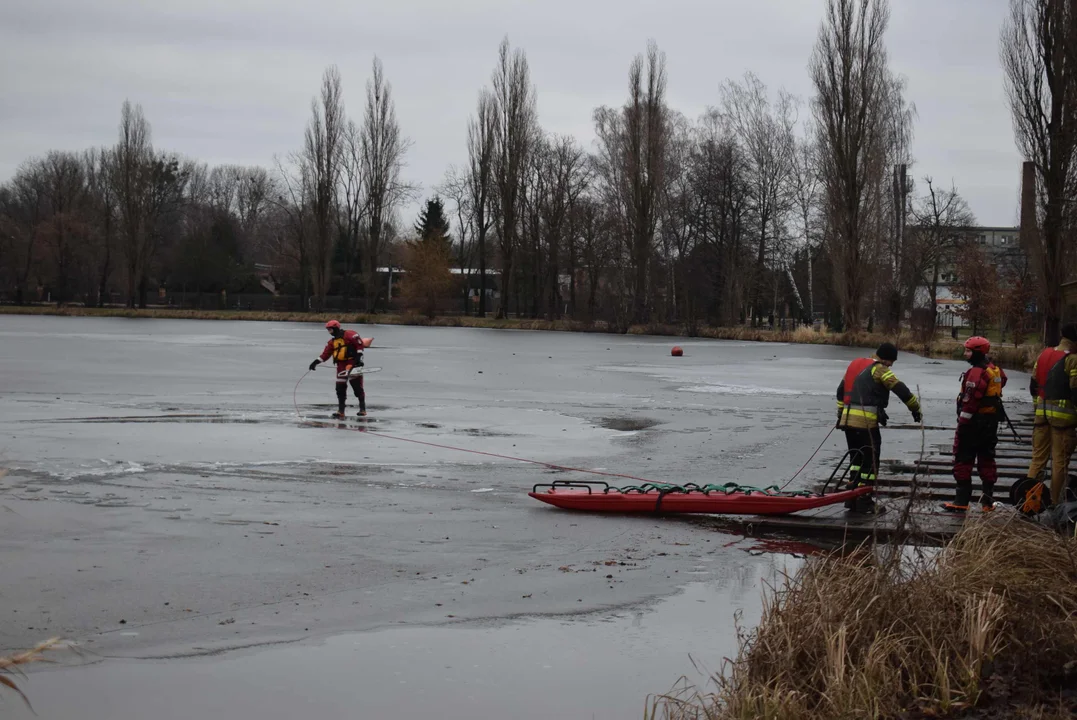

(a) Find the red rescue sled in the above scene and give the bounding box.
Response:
[528,480,871,516]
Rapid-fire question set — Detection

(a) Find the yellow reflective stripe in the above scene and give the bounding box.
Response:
[879,371,895,381]
[836,401,845,408]
[844,408,878,419]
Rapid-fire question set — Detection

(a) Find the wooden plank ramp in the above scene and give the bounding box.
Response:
[703,413,1035,547]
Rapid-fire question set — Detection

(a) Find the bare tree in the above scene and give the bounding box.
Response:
[82,147,117,306]
[692,110,751,326]
[1001,0,1077,343]
[535,134,588,318]
[37,151,88,304]
[911,178,976,332]
[466,89,497,316]
[490,37,537,318]
[272,153,313,307]
[338,119,365,307]
[438,166,475,312]
[360,56,415,312]
[720,72,796,324]
[878,74,918,330]
[573,193,617,322]
[790,128,821,321]
[234,166,274,263]
[301,65,345,311]
[0,162,47,305]
[660,112,701,325]
[592,40,670,324]
[112,100,154,308]
[809,0,894,331]
[109,101,187,308]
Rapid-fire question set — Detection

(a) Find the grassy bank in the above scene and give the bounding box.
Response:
[0,305,1039,370]
[648,517,1077,720]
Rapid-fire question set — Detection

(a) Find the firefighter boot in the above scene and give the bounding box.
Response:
[943,483,972,513]
[843,465,863,510]
[851,486,885,514]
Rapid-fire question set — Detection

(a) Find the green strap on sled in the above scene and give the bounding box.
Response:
[606,481,815,498]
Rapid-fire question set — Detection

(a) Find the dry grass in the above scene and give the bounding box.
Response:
[647,517,1077,720]
[0,305,1041,369]
[0,638,66,709]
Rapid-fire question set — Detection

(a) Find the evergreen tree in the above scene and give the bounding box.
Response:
[414,196,451,245]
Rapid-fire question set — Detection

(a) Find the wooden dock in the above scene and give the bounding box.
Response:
[705,415,1038,547]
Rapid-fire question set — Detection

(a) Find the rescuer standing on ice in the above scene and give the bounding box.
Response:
[309,320,367,419]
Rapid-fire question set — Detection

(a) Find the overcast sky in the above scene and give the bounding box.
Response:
[1,0,1020,227]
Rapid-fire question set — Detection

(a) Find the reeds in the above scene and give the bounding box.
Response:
[647,516,1077,719]
[0,638,65,709]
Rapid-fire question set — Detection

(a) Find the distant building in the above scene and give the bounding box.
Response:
[912,225,1028,329]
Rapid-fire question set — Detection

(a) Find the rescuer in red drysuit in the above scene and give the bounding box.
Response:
[309,320,367,418]
[943,336,1007,513]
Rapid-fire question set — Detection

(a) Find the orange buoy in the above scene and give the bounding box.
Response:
[671,346,683,357]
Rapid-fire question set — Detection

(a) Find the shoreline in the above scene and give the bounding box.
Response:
[0,304,1039,369]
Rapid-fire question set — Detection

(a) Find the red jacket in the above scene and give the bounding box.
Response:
[319,330,364,372]
[957,362,1007,423]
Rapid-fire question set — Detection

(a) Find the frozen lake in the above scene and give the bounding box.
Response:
[0,315,1016,718]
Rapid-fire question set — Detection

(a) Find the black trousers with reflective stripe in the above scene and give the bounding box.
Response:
[844,427,881,486]
[335,376,365,412]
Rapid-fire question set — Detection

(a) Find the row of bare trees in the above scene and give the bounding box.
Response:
[2,0,1067,339]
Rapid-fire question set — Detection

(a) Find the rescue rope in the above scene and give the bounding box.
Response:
[292,369,662,483]
[779,425,837,491]
[293,369,313,421]
[291,371,842,493]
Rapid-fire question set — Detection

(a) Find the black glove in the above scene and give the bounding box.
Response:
[309,359,320,371]
[878,408,889,427]
[356,356,364,367]
[912,408,922,423]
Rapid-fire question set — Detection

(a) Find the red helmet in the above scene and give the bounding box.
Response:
[964,336,990,354]
[325,320,341,331]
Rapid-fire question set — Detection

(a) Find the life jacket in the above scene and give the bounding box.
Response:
[331,331,360,363]
[978,364,1004,413]
[1033,348,1067,423]
[1044,351,1077,424]
[1036,348,1069,399]
[841,357,889,423]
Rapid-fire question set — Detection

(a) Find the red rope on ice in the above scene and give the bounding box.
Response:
[293,371,835,489]
[293,369,661,483]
